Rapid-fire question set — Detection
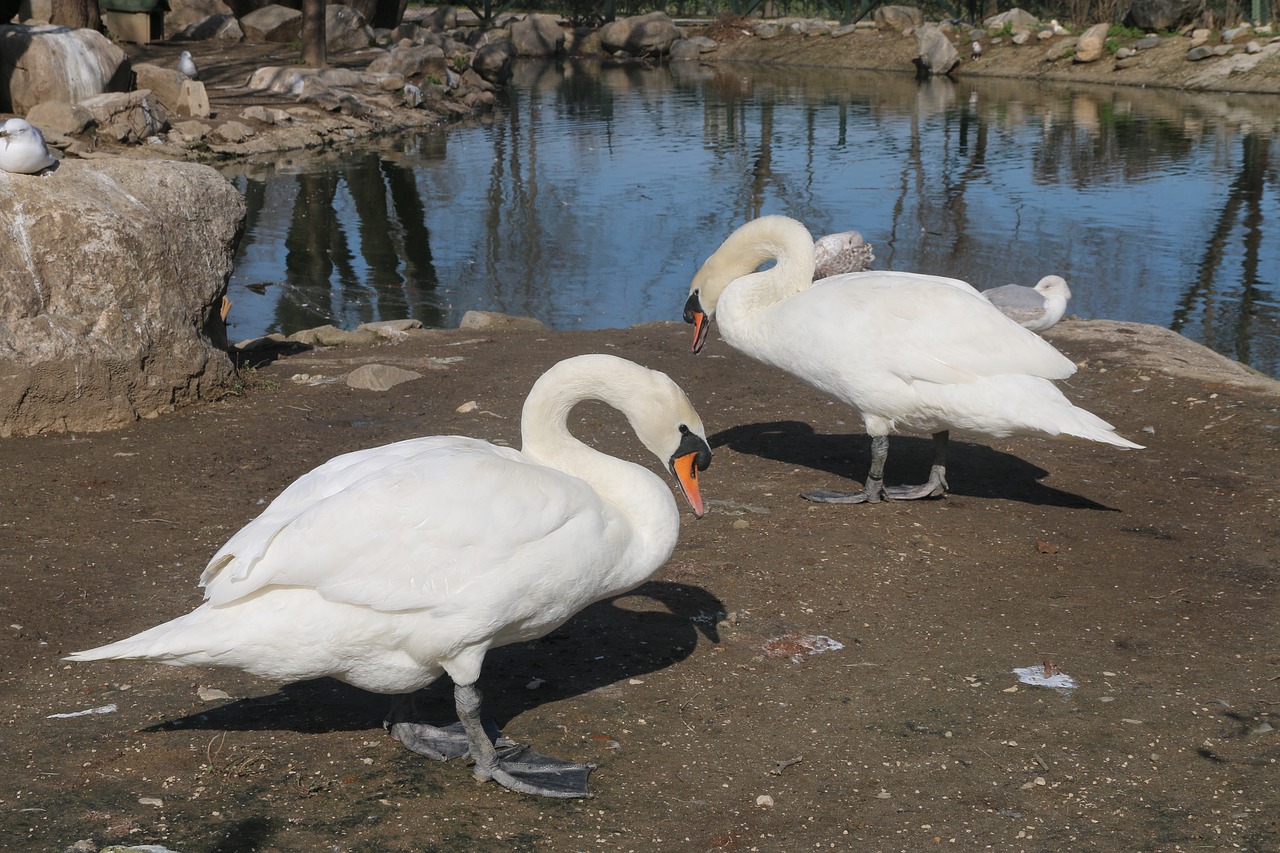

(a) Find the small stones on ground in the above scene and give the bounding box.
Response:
[197,686,232,701]
[456,400,479,413]
[755,794,774,808]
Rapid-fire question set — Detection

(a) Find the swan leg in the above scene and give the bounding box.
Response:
[882,431,949,500]
[455,682,595,798]
[802,434,892,503]
[384,693,475,760]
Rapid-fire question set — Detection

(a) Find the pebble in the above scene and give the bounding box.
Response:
[755,794,774,808]
[456,400,479,413]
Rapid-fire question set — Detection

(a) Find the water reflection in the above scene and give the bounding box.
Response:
[223,60,1280,378]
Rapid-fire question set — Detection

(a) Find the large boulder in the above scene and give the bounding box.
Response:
[1074,23,1110,63]
[163,0,235,38]
[133,63,211,118]
[913,24,960,75]
[241,4,303,43]
[510,13,564,57]
[79,90,169,142]
[0,24,129,115]
[326,3,374,52]
[874,5,924,31]
[599,11,681,57]
[472,40,513,85]
[367,41,447,80]
[0,160,244,437]
[1126,0,1204,31]
[983,8,1040,32]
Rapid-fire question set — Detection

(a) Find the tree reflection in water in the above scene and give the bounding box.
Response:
[221,62,1280,378]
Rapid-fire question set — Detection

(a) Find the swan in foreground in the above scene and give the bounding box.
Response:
[68,354,712,798]
[812,229,874,279]
[981,275,1072,332]
[682,215,1140,503]
[0,118,57,175]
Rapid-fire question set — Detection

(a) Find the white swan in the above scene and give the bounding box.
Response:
[812,229,875,279]
[981,275,1072,332]
[682,215,1140,504]
[0,118,57,175]
[68,354,712,797]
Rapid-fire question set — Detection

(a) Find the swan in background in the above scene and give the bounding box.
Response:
[682,215,1141,504]
[812,229,875,279]
[68,354,713,798]
[981,275,1072,332]
[0,118,57,175]
[178,49,199,80]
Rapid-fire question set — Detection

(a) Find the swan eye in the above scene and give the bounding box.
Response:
[679,424,690,435]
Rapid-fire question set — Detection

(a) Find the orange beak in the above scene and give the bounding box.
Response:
[683,292,709,354]
[670,451,705,518]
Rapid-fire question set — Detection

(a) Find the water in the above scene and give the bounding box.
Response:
[222,59,1280,378]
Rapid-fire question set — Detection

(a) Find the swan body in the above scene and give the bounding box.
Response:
[812,229,874,279]
[683,215,1140,503]
[0,119,57,175]
[69,354,712,797]
[981,275,1072,332]
[178,49,199,79]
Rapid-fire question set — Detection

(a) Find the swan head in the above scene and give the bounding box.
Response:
[621,368,712,517]
[1034,275,1071,301]
[684,215,815,353]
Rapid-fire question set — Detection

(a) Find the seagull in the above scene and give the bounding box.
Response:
[971,40,983,59]
[67,354,712,798]
[981,275,1073,332]
[812,230,875,280]
[0,118,58,175]
[178,50,199,80]
[682,215,1141,504]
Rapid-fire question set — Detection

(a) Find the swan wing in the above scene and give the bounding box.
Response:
[201,437,618,612]
[792,274,1077,384]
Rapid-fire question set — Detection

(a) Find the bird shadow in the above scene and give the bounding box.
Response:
[144,580,725,736]
[711,420,1116,510]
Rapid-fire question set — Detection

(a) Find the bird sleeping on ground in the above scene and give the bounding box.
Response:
[812,229,875,279]
[981,275,1072,332]
[68,354,712,798]
[682,215,1141,504]
[0,118,57,175]
[178,50,199,80]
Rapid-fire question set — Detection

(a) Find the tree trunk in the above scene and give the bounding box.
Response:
[50,0,101,29]
[300,0,327,68]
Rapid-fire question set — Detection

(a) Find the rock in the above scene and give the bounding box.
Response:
[241,105,291,124]
[241,4,303,44]
[874,5,923,31]
[345,363,423,391]
[168,119,211,142]
[1211,44,1232,56]
[511,13,564,57]
[1011,31,1031,45]
[24,101,94,136]
[599,11,682,57]
[79,90,169,143]
[1125,0,1204,32]
[425,5,456,30]
[472,40,513,85]
[0,24,129,115]
[913,24,959,76]
[1186,45,1215,60]
[1115,46,1136,59]
[1189,27,1211,47]
[133,63,210,118]
[212,120,255,143]
[288,324,380,347]
[983,8,1039,32]
[1135,35,1162,49]
[1220,25,1251,43]
[1115,55,1141,69]
[669,38,700,61]
[326,4,373,53]
[164,0,234,38]
[1245,40,1261,54]
[458,310,548,332]
[0,160,242,437]
[1073,23,1109,63]
[367,42,447,80]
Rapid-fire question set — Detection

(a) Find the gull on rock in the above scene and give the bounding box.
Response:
[0,118,57,175]
[178,50,199,79]
[971,40,983,59]
[67,354,713,798]
[981,275,1073,332]
[812,229,875,279]
[682,215,1141,504]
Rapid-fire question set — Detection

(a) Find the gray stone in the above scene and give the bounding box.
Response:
[1011,31,1030,45]
[0,24,128,115]
[1115,46,1136,59]
[511,13,564,57]
[169,119,211,142]
[171,13,238,41]
[472,40,513,85]
[1211,44,1232,56]
[288,325,380,346]
[458,311,548,332]
[80,90,169,143]
[241,5,303,44]
[874,5,923,31]
[164,0,233,38]
[1125,0,1204,32]
[1135,35,1162,49]
[132,64,209,118]
[1073,23,1109,63]
[983,8,1039,32]
[345,364,424,391]
[24,101,94,136]
[1245,40,1262,54]
[1186,45,1215,60]
[326,4,374,52]
[368,42,447,80]
[669,38,700,61]
[599,12,682,57]
[242,105,291,124]
[913,24,960,76]
[1221,26,1251,42]
[0,159,243,437]
[211,120,254,143]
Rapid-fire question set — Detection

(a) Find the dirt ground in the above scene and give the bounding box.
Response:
[2,318,1277,852]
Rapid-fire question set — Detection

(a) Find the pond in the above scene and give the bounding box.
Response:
[222,58,1280,379]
